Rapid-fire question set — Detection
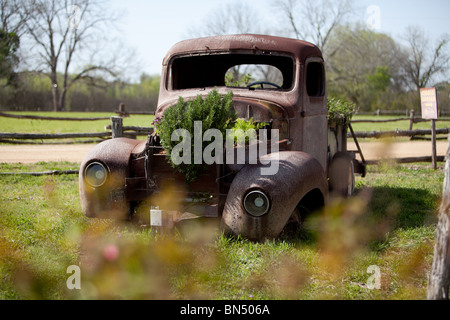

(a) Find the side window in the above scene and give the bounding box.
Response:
[306,62,325,97]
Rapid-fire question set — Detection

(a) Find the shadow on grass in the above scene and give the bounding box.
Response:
[353,185,440,253]
[281,185,440,248]
[362,186,439,230]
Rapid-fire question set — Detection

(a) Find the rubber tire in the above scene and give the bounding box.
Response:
[329,152,355,198]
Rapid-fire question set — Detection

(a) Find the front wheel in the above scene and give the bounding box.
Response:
[279,189,325,240]
[328,152,355,198]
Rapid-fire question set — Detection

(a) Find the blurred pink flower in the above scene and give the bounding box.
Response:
[103,244,119,261]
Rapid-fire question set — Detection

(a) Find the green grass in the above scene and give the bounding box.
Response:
[0,162,86,299]
[0,112,155,144]
[351,115,450,132]
[0,112,155,134]
[0,161,445,300]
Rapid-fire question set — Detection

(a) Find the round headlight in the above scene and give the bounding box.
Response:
[243,190,270,217]
[84,162,108,187]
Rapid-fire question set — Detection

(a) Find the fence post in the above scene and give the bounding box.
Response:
[117,102,129,117]
[409,110,415,140]
[427,134,450,299]
[409,110,415,131]
[432,119,437,170]
[119,103,126,114]
[111,116,123,139]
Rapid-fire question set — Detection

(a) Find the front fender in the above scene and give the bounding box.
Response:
[221,151,328,241]
[79,138,144,219]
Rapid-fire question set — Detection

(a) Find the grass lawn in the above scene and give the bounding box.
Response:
[0,112,154,133]
[0,161,445,300]
[351,115,450,132]
[1,112,448,134]
[0,112,155,144]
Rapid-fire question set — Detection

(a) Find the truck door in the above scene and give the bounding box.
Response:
[301,58,328,170]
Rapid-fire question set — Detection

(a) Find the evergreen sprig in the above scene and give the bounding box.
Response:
[155,89,237,183]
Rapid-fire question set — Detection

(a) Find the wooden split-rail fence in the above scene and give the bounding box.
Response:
[0,110,449,165]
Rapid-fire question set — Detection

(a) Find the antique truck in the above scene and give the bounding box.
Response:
[79,34,366,241]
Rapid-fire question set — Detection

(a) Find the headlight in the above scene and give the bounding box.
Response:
[243,190,270,217]
[84,162,108,187]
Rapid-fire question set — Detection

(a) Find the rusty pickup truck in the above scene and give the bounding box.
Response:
[79,34,366,241]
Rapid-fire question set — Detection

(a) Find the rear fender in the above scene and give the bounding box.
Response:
[221,151,328,241]
[79,138,144,219]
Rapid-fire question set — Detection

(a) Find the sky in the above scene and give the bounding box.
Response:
[109,0,450,78]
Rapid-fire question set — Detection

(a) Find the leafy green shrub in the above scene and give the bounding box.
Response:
[225,71,253,87]
[227,117,268,146]
[155,89,237,183]
[327,97,357,126]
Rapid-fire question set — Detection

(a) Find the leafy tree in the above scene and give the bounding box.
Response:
[0,0,30,86]
[326,24,408,111]
[366,66,391,92]
[0,29,19,84]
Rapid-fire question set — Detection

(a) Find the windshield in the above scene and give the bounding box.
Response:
[167,53,294,91]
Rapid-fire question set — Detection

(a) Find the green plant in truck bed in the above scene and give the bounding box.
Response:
[155,89,237,183]
[327,97,357,126]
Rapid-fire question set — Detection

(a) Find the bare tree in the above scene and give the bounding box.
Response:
[0,0,29,35]
[273,0,354,52]
[403,26,449,91]
[20,0,129,111]
[186,2,275,85]
[186,2,262,38]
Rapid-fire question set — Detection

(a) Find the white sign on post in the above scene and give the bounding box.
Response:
[420,87,438,169]
[420,87,438,120]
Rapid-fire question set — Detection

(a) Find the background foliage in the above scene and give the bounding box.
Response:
[0,0,448,114]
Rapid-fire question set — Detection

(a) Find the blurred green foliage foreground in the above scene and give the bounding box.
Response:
[0,161,444,299]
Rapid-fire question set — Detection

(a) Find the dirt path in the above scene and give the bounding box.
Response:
[348,140,448,162]
[0,141,447,164]
[0,144,94,164]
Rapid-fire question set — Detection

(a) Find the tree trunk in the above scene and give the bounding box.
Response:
[58,88,67,112]
[50,68,61,112]
[427,135,450,299]
[51,83,60,112]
